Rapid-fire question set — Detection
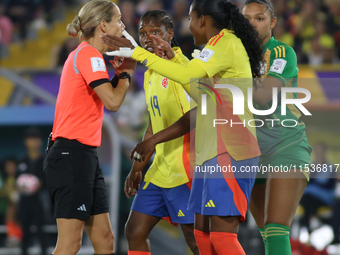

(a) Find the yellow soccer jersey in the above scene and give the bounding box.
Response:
[144,47,196,188]
[132,29,260,165]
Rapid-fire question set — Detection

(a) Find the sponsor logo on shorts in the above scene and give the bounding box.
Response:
[77,204,87,211]
[205,199,216,207]
[178,210,185,217]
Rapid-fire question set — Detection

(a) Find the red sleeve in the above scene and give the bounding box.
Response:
[76,46,109,86]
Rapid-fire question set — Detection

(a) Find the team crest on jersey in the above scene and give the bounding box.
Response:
[161,77,168,89]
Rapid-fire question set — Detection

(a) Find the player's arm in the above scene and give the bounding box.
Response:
[93,57,136,112]
[131,107,197,162]
[125,115,154,198]
[253,76,284,106]
[253,45,297,106]
[102,35,207,98]
[171,47,190,64]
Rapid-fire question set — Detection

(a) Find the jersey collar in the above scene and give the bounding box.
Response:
[262,36,275,52]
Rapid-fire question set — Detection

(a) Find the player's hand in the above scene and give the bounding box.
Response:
[103,30,137,56]
[109,57,124,72]
[112,56,137,76]
[130,138,156,162]
[124,170,142,199]
[150,35,175,60]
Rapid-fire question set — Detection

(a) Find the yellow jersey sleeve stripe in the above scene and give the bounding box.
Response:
[281,46,286,58]
[274,47,278,58]
[278,46,282,58]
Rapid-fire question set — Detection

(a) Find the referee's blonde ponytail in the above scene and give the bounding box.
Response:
[66,0,116,39]
[67,16,81,37]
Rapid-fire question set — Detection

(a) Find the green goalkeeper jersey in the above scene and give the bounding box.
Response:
[254,36,307,157]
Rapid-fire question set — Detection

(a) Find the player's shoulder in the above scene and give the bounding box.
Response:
[194,30,234,63]
[206,29,234,47]
[268,39,296,60]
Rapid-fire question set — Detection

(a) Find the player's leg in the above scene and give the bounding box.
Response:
[180,224,199,255]
[188,170,214,255]
[125,181,168,254]
[264,175,307,255]
[53,218,85,255]
[194,214,217,255]
[84,213,114,254]
[210,216,245,255]
[263,141,311,255]
[207,154,258,255]
[125,210,160,253]
[249,182,267,243]
[163,183,198,255]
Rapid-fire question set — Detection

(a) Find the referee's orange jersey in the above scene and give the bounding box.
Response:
[52,41,109,147]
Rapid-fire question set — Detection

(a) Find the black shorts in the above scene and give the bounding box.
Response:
[43,138,109,221]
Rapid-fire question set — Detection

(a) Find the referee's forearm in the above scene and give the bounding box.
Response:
[110,79,130,111]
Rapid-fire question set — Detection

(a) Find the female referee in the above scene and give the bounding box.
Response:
[242,1,312,254]
[43,1,136,255]
[102,0,263,254]
[123,10,198,255]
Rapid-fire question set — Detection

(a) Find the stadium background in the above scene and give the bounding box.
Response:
[0,0,339,254]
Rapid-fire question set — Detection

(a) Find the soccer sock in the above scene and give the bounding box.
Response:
[259,227,266,245]
[193,229,217,255]
[127,251,151,255]
[265,223,291,255]
[210,232,245,255]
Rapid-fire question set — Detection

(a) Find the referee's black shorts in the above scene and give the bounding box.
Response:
[43,138,109,221]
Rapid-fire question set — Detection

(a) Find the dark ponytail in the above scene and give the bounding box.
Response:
[140,10,179,48]
[192,0,263,81]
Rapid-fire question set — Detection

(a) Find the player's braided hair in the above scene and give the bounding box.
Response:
[192,0,263,81]
[140,10,179,48]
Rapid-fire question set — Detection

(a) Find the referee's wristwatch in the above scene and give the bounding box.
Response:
[118,72,132,83]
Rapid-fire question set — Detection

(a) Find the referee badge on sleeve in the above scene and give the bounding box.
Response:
[91,57,106,72]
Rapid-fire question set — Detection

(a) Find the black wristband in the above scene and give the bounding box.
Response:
[118,72,132,83]
[110,72,131,88]
[110,74,119,88]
